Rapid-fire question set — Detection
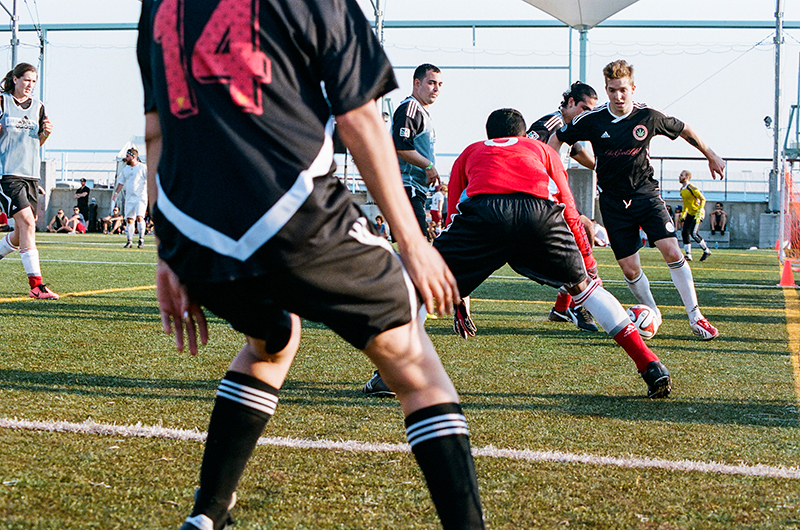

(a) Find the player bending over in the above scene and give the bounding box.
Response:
[367,108,671,399]
[550,59,724,340]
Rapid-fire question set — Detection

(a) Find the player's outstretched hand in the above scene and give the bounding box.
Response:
[398,236,460,317]
[453,300,477,339]
[156,259,208,355]
[708,154,725,180]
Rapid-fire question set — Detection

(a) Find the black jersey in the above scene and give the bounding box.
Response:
[556,102,684,197]
[138,0,397,282]
[526,110,563,144]
[526,110,581,158]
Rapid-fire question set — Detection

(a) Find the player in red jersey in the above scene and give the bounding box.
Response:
[367,108,672,400]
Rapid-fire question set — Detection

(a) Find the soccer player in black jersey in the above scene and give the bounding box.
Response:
[550,60,725,341]
[527,81,597,169]
[138,1,483,529]
[528,81,599,332]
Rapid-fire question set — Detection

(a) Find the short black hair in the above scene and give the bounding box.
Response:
[413,63,440,82]
[485,108,526,139]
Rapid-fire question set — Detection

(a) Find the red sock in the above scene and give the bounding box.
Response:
[613,323,658,372]
[554,292,571,312]
[28,275,42,288]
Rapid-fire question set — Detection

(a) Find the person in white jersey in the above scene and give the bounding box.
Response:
[0,62,57,299]
[112,147,148,248]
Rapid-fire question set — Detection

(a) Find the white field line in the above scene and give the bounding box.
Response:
[489,275,785,290]
[2,257,155,265]
[2,417,799,480]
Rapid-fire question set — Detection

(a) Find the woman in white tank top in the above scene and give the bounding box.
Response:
[0,62,58,299]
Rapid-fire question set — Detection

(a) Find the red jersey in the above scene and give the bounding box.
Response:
[446,136,594,267]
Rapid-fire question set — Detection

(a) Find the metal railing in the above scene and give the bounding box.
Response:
[47,149,791,204]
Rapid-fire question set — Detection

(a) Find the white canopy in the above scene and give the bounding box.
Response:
[519,0,641,29]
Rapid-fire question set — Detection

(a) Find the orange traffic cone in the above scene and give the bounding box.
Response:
[778,260,797,287]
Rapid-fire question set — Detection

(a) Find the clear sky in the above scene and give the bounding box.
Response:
[5,0,799,181]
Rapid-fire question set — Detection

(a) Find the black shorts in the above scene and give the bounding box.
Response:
[0,176,38,217]
[185,215,418,353]
[599,192,677,260]
[405,186,427,236]
[433,193,586,297]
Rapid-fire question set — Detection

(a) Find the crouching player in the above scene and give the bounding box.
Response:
[366,109,671,399]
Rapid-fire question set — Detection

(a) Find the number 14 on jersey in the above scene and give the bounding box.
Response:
[153,0,271,118]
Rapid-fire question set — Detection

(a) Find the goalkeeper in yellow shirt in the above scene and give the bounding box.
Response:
[679,170,711,261]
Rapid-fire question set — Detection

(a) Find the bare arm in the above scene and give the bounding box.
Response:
[547,132,565,154]
[145,111,208,355]
[680,124,725,180]
[397,149,440,186]
[337,101,459,315]
[570,148,595,170]
[38,116,52,146]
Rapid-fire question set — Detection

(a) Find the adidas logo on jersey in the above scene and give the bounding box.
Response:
[601,131,611,138]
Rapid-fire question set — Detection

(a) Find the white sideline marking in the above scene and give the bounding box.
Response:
[489,275,786,290]
[2,258,155,266]
[2,417,799,480]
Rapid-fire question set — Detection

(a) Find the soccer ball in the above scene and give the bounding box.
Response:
[626,304,659,340]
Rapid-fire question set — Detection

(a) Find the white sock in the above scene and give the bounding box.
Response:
[668,257,702,322]
[126,222,134,242]
[0,233,17,258]
[625,271,661,321]
[698,239,709,252]
[20,247,42,278]
[573,279,630,336]
[684,243,692,255]
[137,221,146,241]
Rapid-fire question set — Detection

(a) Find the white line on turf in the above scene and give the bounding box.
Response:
[2,417,798,479]
[2,257,155,265]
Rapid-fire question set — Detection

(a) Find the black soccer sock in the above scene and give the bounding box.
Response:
[405,403,485,530]
[192,371,278,527]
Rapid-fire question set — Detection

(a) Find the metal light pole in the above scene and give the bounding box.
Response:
[0,0,18,68]
[769,0,785,213]
[578,26,588,82]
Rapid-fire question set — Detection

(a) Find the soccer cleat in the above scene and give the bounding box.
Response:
[179,490,236,530]
[700,250,711,261]
[29,284,59,300]
[362,370,395,397]
[640,361,672,398]
[568,306,598,332]
[123,241,133,248]
[547,307,571,323]
[138,239,144,249]
[690,318,719,340]
[453,301,477,339]
[684,253,693,262]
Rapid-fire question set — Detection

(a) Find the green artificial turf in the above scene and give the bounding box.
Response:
[0,234,798,529]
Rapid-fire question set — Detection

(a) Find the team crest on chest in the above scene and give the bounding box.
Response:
[632,125,648,141]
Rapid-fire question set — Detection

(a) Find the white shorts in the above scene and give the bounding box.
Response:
[125,194,147,219]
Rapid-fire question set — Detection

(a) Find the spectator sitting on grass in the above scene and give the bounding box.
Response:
[67,206,87,234]
[101,206,124,234]
[47,209,72,233]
